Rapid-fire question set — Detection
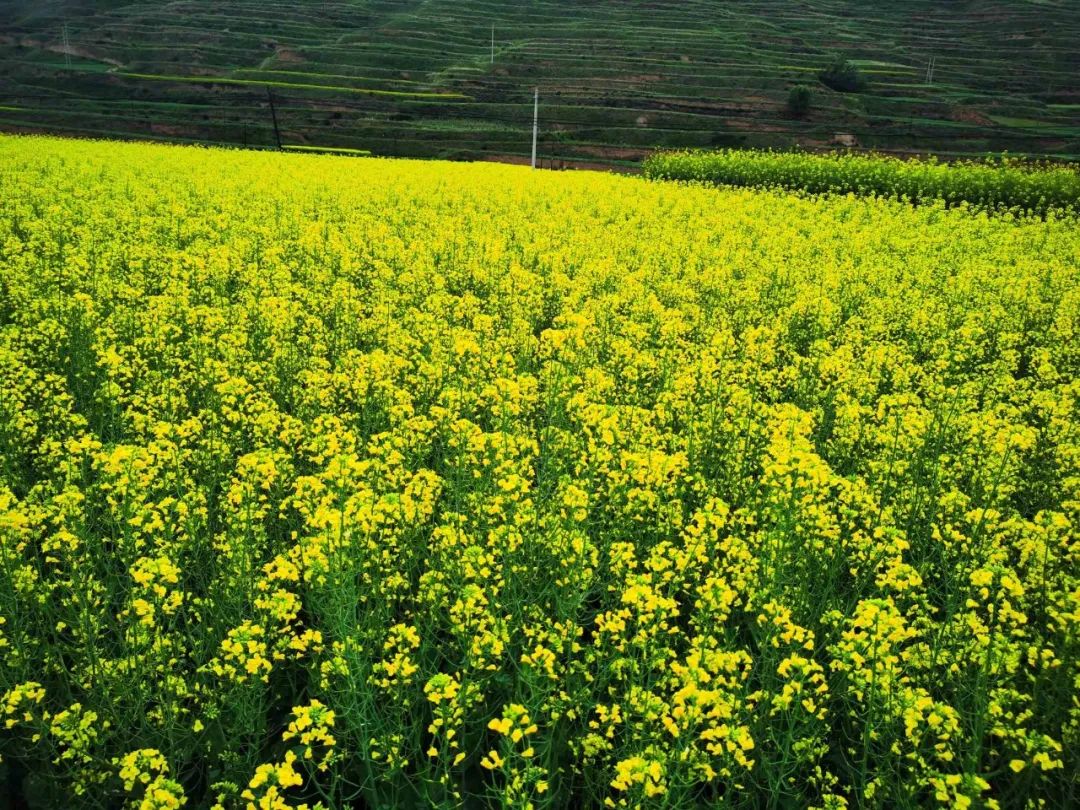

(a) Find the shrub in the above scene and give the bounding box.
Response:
[819,55,867,93]
[787,85,813,116]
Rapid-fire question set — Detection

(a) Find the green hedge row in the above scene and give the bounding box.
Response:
[643,149,1080,214]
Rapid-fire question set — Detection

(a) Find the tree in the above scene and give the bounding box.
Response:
[787,85,813,116]
[819,55,867,93]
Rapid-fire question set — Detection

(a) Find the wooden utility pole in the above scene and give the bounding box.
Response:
[266,87,282,149]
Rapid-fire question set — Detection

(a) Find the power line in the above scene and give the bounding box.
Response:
[4,83,1076,161]
[4,103,1070,145]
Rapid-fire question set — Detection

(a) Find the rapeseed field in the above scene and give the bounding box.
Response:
[0,135,1077,809]
[643,149,1080,215]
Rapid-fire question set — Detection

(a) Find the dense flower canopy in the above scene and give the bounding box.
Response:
[0,135,1077,809]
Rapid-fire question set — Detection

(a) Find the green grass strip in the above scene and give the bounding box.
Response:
[118,72,472,100]
[281,144,372,156]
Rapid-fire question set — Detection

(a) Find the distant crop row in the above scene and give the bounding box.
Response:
[119,72,473,100]
[643,149,1080,215]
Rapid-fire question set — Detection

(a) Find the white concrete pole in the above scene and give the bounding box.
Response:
[531,87,538,169]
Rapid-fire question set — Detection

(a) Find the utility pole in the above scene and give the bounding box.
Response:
[61,24,72,70]
[925,55,936,85]
[491,23,494,64]
[531,87,538,169]
[266,86,282,149]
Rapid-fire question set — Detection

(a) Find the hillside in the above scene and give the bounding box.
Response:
[2,1,1079,165]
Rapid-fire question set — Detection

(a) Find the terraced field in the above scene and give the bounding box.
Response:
[2,1,1079,165]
